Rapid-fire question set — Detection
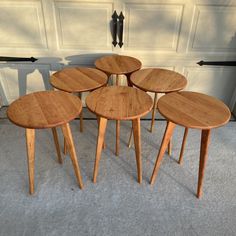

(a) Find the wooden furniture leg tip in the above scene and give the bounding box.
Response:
[79,183,84,189]
[29,189,34,195]
[197,192,202,199]
[150,180,155,185]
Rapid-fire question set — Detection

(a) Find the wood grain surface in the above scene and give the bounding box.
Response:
[130,68,187,93]
[86,86,153,120]
[95,55,142,75]
[50,67,108,93]
[157,91,231,129]
[7,91,82,129]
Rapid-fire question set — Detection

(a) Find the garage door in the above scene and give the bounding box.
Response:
[0,0,236,109]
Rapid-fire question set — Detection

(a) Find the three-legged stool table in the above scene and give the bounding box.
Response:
[7,91,84,194]
[95,55,142,155]
[150,91,231,198]
[86,86,153,183]
[50,67,108,132]
[129,68,187,154]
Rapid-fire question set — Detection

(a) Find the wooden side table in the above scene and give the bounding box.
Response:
[129,68,187,155]
[95,54,141,85]
[150,91,231,198]
[95,55,142,156]
[86,86,153,183]
[130,68,187,132]
[50,67,108,132]
[7,91,84,194]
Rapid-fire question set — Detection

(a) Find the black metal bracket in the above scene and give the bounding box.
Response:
[112,11,118,47]
[118,12,124,48]
[0,56,38,62]
[197,60,236,66]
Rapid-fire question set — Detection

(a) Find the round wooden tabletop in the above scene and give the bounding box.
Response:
[158,91,231,129]
[130,68,187,93]
[86,86,153,120]
[95,55,142,75]
[7,91,82,129]
[50,67,108,93]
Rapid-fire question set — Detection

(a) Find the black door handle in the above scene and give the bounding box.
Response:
[112,11,118,47]
[118,12,124,48]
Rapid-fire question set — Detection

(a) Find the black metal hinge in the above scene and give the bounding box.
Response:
[0,56,38,62]
[197,60,236,66]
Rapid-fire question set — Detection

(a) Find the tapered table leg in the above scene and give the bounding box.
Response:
[26,128,35,195]
[132,118,142,183]
[61,123,83,189]
[63,138,67,155]
[116,74,119,86]
[168,139,172,156]
[178,128,189,165]
[52,128,63,164]
[78,93,83,132]
[97,116,105,149]
[150,121,176,185]
[150,93,158,132]
[127,73,134,149]
[93,117,107,183]
[127,127,133,148]
[126,73,132,87]
[197,129,211,198]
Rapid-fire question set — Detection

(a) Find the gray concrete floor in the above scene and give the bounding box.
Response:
[0,108,236,236]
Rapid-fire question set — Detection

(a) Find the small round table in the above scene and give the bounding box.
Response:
[150,91,231,198]
[95,54,142,85]
[95,55,142,155]
[130,68,187,132]
[86,86,153,183]
[50,67,108,132]
[7,91,84,194]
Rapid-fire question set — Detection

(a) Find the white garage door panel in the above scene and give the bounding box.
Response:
[188,4,236,52]
[0,1,47,49]
[184,66,236,104]
[124,3,183,51]
[0,0,236,109]
[54,1,113,50]
[0,64,51,104]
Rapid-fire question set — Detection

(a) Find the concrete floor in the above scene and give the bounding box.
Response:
[0,108,236,236]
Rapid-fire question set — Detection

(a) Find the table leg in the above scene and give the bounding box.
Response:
[168,139,172,156]
[178,128,189,165]
[61,123,83,189]
[150,121,176,185]
[78,93,83,132]
[197,129,211,198]
[116,120,120,156]
[93,117,107,183]
[52,128,63,164]
[132,118,142,183]
[126,73,132,87]
[63,138,67,155]
[150,93,158,132]
[96,116,105,149]
[26,128,35,195]
[127,127,133,148]
[116,74,119,86]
